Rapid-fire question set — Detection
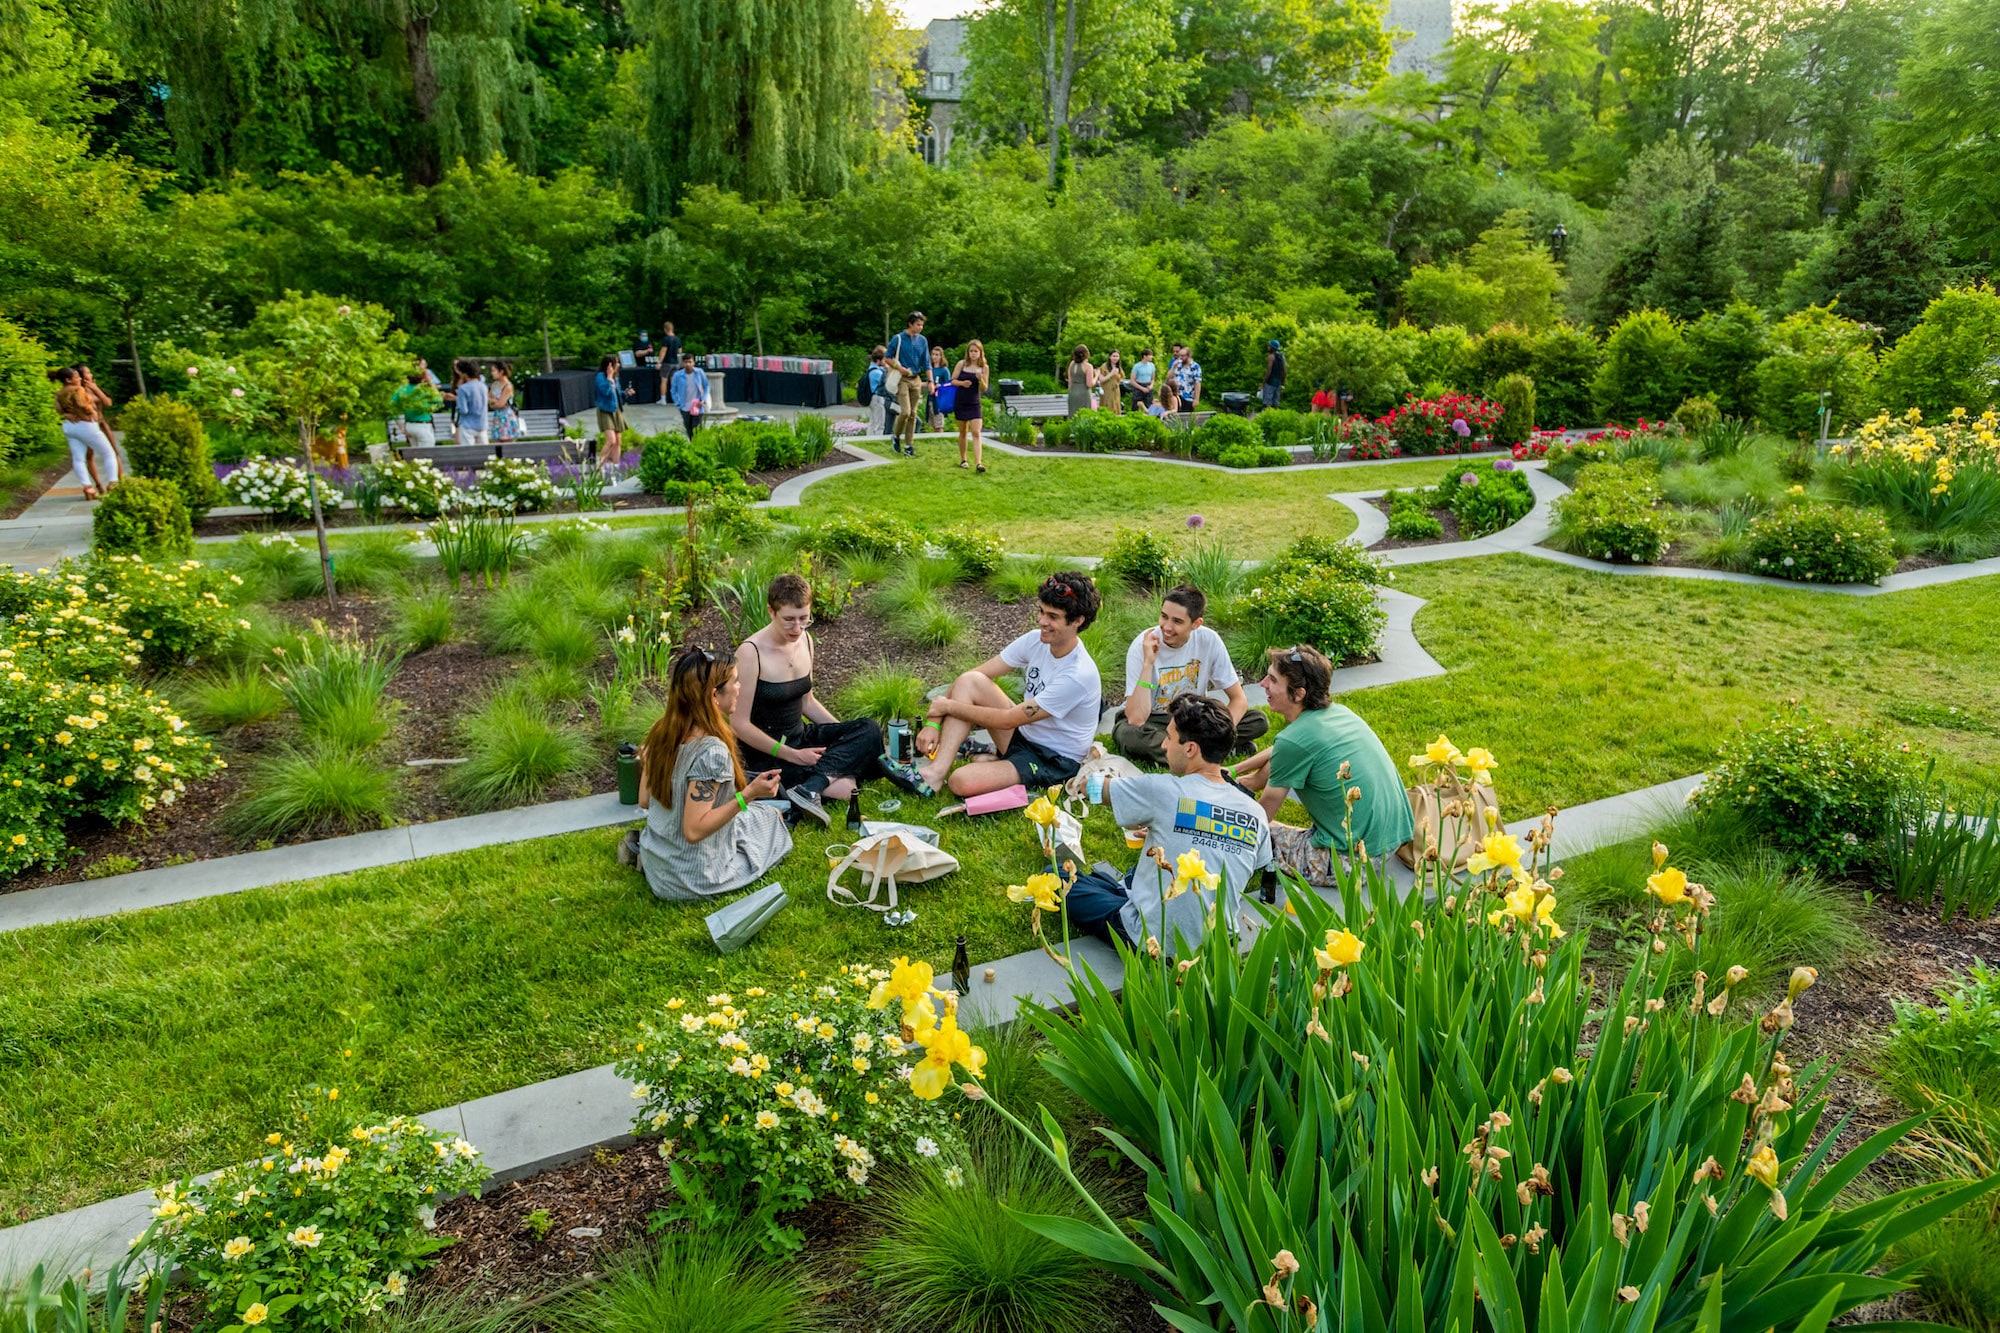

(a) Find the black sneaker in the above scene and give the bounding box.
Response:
[785,786,831,827]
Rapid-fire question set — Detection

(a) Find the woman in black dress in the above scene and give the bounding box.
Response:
[953,339,990,473]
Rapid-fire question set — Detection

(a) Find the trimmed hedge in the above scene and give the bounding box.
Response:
[1490,374,1535,448]
[93,476,194,555]
[118,396,220,517]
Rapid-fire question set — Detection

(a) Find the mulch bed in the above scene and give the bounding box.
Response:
[1367,496,1464,550]
[11,578,1049,893]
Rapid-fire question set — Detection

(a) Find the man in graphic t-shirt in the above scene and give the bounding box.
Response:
[1065,694,1273,957]
[1115,583,1268,765]
[907,571,1102,797]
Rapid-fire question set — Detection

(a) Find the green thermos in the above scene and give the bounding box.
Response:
[617,742,641,805]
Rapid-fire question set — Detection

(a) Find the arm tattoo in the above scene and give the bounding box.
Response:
[1021,700,1045,720]
[688,778,732,809]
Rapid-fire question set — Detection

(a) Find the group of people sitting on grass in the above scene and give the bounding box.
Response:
[618,567,1413,951]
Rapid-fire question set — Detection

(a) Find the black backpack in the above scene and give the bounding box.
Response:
[856,370,873,407]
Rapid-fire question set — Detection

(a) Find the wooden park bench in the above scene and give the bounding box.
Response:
[397,443,499,470]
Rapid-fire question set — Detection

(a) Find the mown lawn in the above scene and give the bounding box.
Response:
[10,547,2000,1226]
[797,448,1459,558]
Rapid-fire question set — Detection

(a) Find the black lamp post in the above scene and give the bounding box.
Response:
[1549,223,1569,263]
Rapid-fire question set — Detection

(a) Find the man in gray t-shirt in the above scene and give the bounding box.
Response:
[1063,695,1272,957]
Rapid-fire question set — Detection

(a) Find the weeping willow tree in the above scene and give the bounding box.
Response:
[107,0,539,184]
[627,0,872,213]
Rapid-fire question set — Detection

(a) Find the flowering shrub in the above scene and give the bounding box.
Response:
[1439,466,1533,537]
[989,757,1977,1332]
[223,456,318,521]
[617,964,965,1250]
[1832,408,2000,545]
[1551,463,1671,563]
[1693,707,1911,873]
[1267,532,1388,586]
[1378,392,1502,455]
[1514,433,1556,460]
[91,555,244,669]
[832,418,868,436]
[145,1088,489,1332]
[1747,501,1896,583]
[372,458,460,518]
[1096,527,1176,589]
[1239,566,1385,664]
[466,457,559,513]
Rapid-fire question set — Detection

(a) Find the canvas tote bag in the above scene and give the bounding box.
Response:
[1397,782,1503,871]
[826,827,958,912]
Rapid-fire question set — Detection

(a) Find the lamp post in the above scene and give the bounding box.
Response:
[1549,223,1569,263]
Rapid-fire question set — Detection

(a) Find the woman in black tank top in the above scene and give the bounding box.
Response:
[729,574,884,826]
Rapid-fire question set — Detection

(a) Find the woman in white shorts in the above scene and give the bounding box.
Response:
[54,367,120,498]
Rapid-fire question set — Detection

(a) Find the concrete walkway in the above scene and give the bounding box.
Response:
[0,771,1702,1280]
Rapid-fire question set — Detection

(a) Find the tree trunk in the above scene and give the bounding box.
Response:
[753,306,765,358]
[405,1,442,186]
[124,307,148,397]
[300,417,337,612]
[540,303,555,373]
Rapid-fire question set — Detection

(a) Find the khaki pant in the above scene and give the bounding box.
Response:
[895,377,924,449]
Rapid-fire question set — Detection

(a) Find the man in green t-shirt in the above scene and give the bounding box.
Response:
[1231,644,1413,886]
[389,373,444,448]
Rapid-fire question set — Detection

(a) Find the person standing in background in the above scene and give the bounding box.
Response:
[389,371,443,448]
[1098,350,1125,415]
[1260,339,1287,410]
[671,352,710,439]
[593,354,631,463]
[1172,344,1203,409]
[660,322,682,372]
[490,361,523,440]
[951,340,989,472]
[1063,345,1096,419]
[416,357,442,391]
[864,346,890,437]
[452,359,490,449]
[927,345,950,431]
[52,367,119,498]
[884,311,931,458]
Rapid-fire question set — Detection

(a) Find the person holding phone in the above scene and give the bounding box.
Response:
[621,647,793,901]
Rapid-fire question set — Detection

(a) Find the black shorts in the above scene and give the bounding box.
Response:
[1000,733,1082,788]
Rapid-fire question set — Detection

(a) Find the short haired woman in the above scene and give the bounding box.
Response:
[1063,345,1095,419]
[951,340,990,473]
[623,647,793,900]
[53,367,119,498]
[731,574,884,826]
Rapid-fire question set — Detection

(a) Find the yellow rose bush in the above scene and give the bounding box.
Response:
[979,750,1996,1331]
[0,557,234,875]
[143,1087,488,1333]
[616,962,964,1252]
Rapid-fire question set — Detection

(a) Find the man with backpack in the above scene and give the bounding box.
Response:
[859,346,890,436]
[884,312,932,457]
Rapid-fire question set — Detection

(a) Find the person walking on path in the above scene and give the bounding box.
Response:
[593,355,631,462]
[389,372,443,448]
[670,352,710,439]
[1260,339,1287,410]
[885,311,932,457]
[926,345,950,431]
[952,340,990,472]
[660,322,682,371]
[863,346,890,436]
[1099,350,1125,415]
[1063,345,1096,419]
[452,359,490,449]
[53,366,119,498]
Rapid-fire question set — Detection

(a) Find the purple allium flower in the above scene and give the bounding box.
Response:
[1452,418,1471,437]
[1187,514,1205,529]
[1492,458,1515,472]
[1459,472,1479,487]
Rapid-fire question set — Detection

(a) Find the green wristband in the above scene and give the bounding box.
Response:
[735,791,748,812]
[771,737,783,756]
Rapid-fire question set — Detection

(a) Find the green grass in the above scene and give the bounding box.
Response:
[0,793,1135,1221]
[176,662,287,730]
[551,1227,820,1333]
[391,589,456,652]
[447,692,591,809]
[226,742,402,841]
[0,436,69,516]
[796,452,1456,558]
[1361,555,2000,811]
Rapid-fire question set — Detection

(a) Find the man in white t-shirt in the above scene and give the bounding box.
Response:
[1065,694,1272,957]
[909,571,1103,797]
[1114,584,1269,765]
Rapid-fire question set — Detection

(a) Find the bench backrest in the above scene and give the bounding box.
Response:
[517,409,564,440]
[400,444,498,467]
[1002,393,1072,420]
[496,441,572,464]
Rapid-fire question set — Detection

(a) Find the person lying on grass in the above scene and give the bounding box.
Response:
[730,572,884,827]
[1066,694,1273,957]
[1228,644,1413,887]
[893,571,1104,799]
[1114,582,1268,765]
[620,646,793,901]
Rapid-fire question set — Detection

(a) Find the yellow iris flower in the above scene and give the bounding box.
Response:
[1645,866,1688,906]
[909,1009,987,1100]
[1408,734,1462,772]
[1743,1143,1780,1190]
[1007,872,1064,911]
[1461,748,1497,784]
[1169,850,1220,900]
[1467,832,1523,875]
[1315,928,1364,969]
[1024,795,1061,828]
[867,956,934,1011]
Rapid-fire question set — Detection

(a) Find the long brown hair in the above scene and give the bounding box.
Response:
[643,647,743,804]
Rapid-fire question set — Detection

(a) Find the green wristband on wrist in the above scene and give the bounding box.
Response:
[735,791,748,812]
[771,737,783,756]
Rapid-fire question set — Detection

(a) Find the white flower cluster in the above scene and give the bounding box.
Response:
[373,459,462,518]
[222,456,316,521]
[467,458,561,514]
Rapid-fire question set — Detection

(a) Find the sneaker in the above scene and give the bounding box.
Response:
[785,786,831,827]
[958,737,996,759]
[616,828,640,865]
[879,757,938,798]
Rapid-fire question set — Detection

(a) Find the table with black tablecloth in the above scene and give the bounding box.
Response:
[524,371,596,416]
[619,366,661,405]
[751,370,842,408]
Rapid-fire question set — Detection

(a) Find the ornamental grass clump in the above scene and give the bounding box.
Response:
[962,750,1996,1333]
[617,961,982,1252]
[144,1088,489,1333]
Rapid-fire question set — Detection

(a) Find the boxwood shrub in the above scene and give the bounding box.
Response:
[1747,501,1896,584]
[1551,463,1670,563]
[1191,413,1257,461]
[93,476,194,555]
[118,396,221,516]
